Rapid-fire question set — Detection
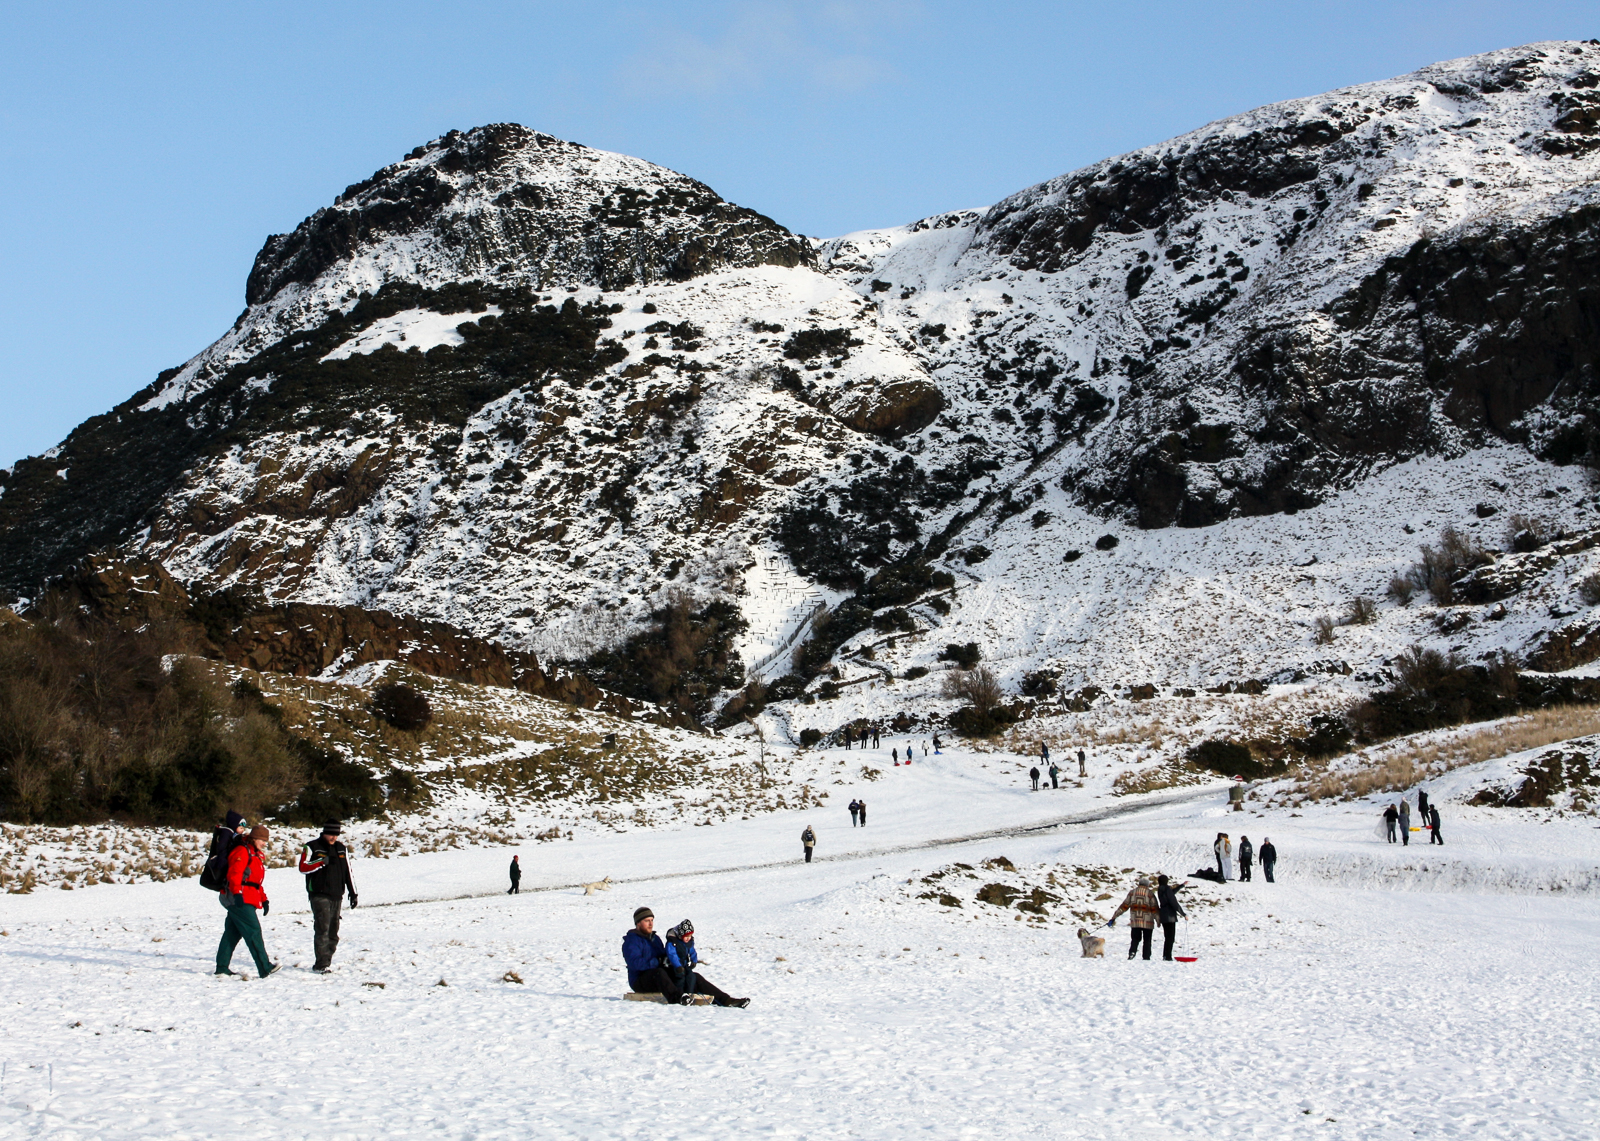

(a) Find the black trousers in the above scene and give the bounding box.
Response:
[1239,860,1252,881]
[1161,921,1177,960]
[1430,826,1443,845]
[508,881,520,894]
[310,895,342,969]
[1128,926,1152,959]
[804,846,813,862]
[633,967,735,1005]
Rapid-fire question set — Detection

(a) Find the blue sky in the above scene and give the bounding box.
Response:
[1,1,1594,466]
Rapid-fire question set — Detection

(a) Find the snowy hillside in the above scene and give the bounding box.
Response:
[2,42,1600,717]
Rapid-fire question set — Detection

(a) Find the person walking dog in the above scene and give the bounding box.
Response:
[299,821,358,973]
[216,825,277,978]
[1109,875,1160,960]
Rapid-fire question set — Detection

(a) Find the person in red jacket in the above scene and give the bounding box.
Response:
[216,824,277,978]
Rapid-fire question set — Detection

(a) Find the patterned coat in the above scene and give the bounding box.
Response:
[1112,886,1160,929]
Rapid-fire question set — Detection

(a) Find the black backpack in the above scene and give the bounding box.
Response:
[199,827,239,891]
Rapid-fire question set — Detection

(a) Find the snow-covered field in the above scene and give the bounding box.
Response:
[3,741,1597,1139]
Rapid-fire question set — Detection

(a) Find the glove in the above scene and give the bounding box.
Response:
[262,899,270,916]
[348,894,359,909]
[1107,918,1115,927]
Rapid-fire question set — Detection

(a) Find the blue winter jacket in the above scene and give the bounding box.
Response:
[622,929,667,990]
[664,936,698,973]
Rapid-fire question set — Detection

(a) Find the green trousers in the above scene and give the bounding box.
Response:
[216,900,273,976]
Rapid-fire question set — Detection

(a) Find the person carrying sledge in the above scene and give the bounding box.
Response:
[216,825,277,978]
[299,821,358,973]
[1383,802,1399,843]
[801,825,817,862]
[508,854,522,894]
[622,908,749,1007]
[1109,875,1160,960]
[1155,873,1188,960]
[1238,835,1254,882]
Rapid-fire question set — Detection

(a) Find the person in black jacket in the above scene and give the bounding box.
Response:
[1238,836,1254,882]
[1428,804,1443,845]
[1029,766,1041,790]
[1383,803,1399,843]
[857,800,866,827]
[1259,838,1277,882]
[1155,874,1188,960]
[298,821,358,972]
[508,854,522,894]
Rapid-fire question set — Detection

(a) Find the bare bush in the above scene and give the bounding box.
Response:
[1313,616,1336,645]
[1504,513,1554,554]
[941,666,1003,714]
[1579,571,1600,607]
[1347,597,1377,625]
[1415,526,1490,604]
[1387,575,1416,606]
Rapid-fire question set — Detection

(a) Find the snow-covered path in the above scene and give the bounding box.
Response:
[3,745,1598,1139]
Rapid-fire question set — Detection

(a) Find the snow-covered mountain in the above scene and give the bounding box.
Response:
[5,42,1600,699]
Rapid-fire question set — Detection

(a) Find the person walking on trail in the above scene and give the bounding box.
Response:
[1216,834,1234,880]
[1048,762,1060,789]
[801,826,817,863]
[1077,748,1086,778]
[858,800,867,827]
[622,909,750,1007]
[200,809,248,892]
[1383,802,1399,843]
[848,799,860,827]
[1428,804,1443,845]
[508,854,521,894]
[1156,874,1188,960]
[216,825,277,978]
[1109,875,1160,960]
[299,821,358,973]
[1238,836,1254,882]
[1399,798,1412,846]
[1260,838,1277,882]
[1030,765,1041,791]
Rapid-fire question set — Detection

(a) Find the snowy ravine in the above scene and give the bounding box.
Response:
[3,41,1600,710]
[1,738,1597,1139]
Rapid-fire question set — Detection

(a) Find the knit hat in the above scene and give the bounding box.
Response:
[223,810,246,831]
[670,919,694,938]
[249,825,270,842]
[321,820,342,835]
[1137,875,1151,886]
[633,907,654,924]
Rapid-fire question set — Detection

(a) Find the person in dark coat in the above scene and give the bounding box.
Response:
[848,800,860,827]
[1155,874,1188,960]
[1383,803,1399,843]
[1428,804,1443,844]
[801,826,817,862]
[857,800,867,826]
[1029,766,1041,790]
[1259,838,1277,882]
[871,727,880,749]
[1077,748,1086,778]
[1417,788,1430,825]
[1238,836,1254,882]
[1048,762,1060,789]
[508,854,521,894]
[892,748,899,766]
[298,821,358,972]
[622,909,748,1007]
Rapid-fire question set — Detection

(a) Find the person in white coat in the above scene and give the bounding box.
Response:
[1217,833,1234,880]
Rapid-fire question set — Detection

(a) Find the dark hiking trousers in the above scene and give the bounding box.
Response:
[1263,860,1275,882]
[632,966,736,1006]
[1161,922,1178,960]
[1430,826,1443,845]
[1127,926,1152,960]
[509,882,519,894]
[1401,820,1410,846]
[804,846,814,863]
[310,895,343,969]
[1239,860,1252,882]
[217,900,272,976]
[1386,820,1396,842]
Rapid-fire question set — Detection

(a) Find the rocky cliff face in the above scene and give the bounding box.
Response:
[5,42,1600,698]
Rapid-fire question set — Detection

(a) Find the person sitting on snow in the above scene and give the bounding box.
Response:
[621,908,749,1008]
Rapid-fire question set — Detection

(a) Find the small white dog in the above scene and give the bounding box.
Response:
[582,876,614,896]
[1077,927,1106,958]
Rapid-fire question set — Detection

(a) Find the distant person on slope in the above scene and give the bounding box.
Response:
[299,820,359,973]
[508,854,521,894]
[1156,874,1188,960]
[1399,798,1412,846]
[801,826,817,863]
[858,800,867,827]
[1417,788,1430,825]
[1077,748,1086,778]
[216,825,277,978]
[1217,834,1234,880]
[1260,838,1277,882]
[1109,875,1160,960]
[1238,836,1254,882]
[622,908,749,1007]
[1429,803,1443,845]
[872,727,880,749]
[1048,761,1060,789]
[1383,803,1399,843]
[893,748,899,766]
[1030,766,1041,791]
[1213,833,1225,876]
[849,799,860,827]
[933,734,942,754]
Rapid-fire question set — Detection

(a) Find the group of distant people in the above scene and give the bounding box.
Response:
[1383,790,1442,845]
[1030,743,1088,789]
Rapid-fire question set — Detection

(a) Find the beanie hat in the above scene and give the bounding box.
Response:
[633,907,654,924]
[669,919,694,938]
[249,825,270,841]
[322,820,342,835]
[1137,875,1151,886]
[223,810,246,831]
